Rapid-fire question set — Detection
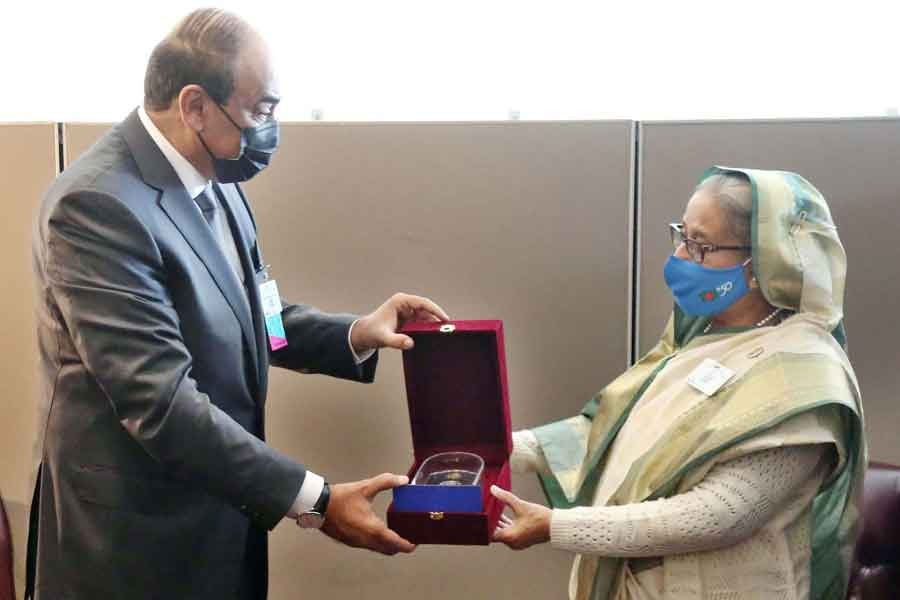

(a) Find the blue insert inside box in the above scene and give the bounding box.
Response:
[392,480,483,513]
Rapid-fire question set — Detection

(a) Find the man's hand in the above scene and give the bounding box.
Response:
[350,293,450,354]
[491,485,552,550]
[320,473,416,556]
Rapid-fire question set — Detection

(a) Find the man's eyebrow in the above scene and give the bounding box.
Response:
[259,94,281,105]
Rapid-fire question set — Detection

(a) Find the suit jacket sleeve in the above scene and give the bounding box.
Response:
[230,182,378,382]
[45,190,304,530]
[268,302,378,382]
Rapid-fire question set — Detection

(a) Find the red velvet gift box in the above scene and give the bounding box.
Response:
[387,320,512,545]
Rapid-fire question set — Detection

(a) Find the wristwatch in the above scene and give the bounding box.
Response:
[296,482,330,529]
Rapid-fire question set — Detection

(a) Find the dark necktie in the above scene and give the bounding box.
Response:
[194,184,219,229]
[194,184,247,288]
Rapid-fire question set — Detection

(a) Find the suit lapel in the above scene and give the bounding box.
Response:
[215,183,270,403]
[119,110,260,384]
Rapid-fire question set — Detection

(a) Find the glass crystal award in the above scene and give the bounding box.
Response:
[413,452,484,486]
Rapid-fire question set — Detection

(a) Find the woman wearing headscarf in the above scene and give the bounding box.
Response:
[491,167,865,600]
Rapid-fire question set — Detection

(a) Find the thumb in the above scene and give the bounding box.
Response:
[490,485,522,514]
[366,473,410,498]
[382,332,414,351]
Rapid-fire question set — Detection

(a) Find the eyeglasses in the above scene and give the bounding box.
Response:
[669,223,751,264]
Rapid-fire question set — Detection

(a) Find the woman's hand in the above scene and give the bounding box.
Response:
[491,485,552,550]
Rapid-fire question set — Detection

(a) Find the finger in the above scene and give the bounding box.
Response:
[410,309,443,323]
[366,473,410,498]
[490,485,523,513]
[381,332,414,351]
[500,514,515,526]
[399,295,450,322]
[377,526,417,554]
[493,525,514,545]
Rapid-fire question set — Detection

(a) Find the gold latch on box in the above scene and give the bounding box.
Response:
[429,512,445,520]
[439,324,456,333]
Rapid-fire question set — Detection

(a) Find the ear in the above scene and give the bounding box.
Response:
[178,84,209,132]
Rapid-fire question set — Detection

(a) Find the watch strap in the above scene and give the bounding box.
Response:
[313,481,330,516]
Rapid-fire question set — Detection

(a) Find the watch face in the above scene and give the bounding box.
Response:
[298,512,325,529]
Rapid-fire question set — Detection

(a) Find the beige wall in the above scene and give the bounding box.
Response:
[637,118,900,463]
[63,120,635,599]
[0,123,58,597]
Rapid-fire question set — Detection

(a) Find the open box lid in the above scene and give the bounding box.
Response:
[400,320,512,464]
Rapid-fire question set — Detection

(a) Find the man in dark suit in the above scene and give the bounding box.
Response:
[27,8,447,600]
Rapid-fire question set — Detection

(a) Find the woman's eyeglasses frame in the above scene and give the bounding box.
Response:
[669,222,751,264]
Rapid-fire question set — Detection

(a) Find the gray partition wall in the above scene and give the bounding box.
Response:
[638,118,900,463]
[0,123,59,597]
[64,120,635,600]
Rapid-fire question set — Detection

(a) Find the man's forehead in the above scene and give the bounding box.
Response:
[233,37,279,103]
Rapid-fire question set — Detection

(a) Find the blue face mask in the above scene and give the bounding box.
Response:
[663,255,751,316]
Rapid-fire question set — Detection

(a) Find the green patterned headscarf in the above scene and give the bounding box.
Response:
[713,165,848,338]
[531,166,864,600]
[671,165,849,348]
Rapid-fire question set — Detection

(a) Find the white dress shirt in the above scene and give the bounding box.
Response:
[137,107,245,283]
[137,106,373,517]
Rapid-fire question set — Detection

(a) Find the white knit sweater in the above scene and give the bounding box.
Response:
[511,430,829,599]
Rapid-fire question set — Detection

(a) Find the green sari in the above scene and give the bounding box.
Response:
[531,167,865,600]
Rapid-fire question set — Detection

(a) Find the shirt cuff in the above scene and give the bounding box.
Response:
[348,319,376,365]
[287,471,325,517]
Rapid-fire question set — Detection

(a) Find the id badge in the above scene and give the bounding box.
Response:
[258,275,288,351]
[686,358,734,396]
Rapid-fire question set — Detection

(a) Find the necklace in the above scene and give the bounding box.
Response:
[703,307,783,334]
[755,307,784,327]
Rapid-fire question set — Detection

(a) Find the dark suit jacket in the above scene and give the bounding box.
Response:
[27,110,376,600]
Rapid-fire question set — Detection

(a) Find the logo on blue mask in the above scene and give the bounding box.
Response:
[663,255,751,316]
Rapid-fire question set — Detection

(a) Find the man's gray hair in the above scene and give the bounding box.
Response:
[696,172,753,245]
[143,8,253,111]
